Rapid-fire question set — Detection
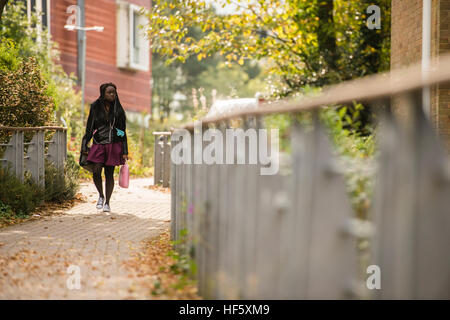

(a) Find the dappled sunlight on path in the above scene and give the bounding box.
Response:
[0,178,170,299]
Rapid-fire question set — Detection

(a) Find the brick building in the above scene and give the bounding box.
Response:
[22,0,152,118]
[391,0,450,151]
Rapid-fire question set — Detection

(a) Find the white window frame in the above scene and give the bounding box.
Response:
[128,3,149,71]
[116,1,149,72]
[25,0,51,36]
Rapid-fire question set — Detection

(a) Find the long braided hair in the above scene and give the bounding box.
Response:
[97,82,126,125]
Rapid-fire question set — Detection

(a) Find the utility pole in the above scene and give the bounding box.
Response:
[65,3,103,124]
[77,0,85,123]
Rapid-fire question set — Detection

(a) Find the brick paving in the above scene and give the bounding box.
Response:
[0,178,170,299]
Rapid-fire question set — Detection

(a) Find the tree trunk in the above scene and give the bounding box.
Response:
[317,0,338,83]
[0,0,9,21]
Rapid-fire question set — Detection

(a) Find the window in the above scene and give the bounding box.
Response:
[22,0,51,32]
[9,0,50,44]
[132,11,140,64]
[117,1,150,72]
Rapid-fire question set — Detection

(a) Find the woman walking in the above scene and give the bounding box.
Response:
[81,83,129,212]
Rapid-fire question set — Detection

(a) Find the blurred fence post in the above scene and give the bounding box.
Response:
[47,129,67,170]
[170,131,178,242]
[0,130,24,181]
[371,92,450,299]
[0,127,67,186]
[153,132,172,187]
[24,130,45,187]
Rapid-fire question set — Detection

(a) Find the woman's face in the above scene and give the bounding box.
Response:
[104,86,116,103]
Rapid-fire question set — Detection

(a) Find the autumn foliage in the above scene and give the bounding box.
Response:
[0,55,55,128]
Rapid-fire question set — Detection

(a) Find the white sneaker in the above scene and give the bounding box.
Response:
[96,197,104,209]
[103,203,110,212]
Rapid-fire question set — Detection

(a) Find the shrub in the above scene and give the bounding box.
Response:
[123,130,153,177]
[0,55,56,147]
[0,167,44,217]
[0,2,49,65]
[0,56,55,128]
[1,2,82,141]
[0,152,80,218]
[0,201,13,217]
[0,201,16,225]
[0,39,21,72]
[44,153,80,203]
[0,2,58,131]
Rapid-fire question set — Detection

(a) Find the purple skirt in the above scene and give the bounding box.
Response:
[86,142,125,167]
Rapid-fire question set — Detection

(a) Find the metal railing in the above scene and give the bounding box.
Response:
[153,131,171,187]
[170,54,450,299]
[0,126,67,186]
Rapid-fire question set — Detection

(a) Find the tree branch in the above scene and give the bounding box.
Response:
[243,3,316,74]
[0,0,9,21]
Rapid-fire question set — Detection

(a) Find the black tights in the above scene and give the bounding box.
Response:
[92,163,115,205]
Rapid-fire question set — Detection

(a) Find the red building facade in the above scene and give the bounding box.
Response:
[49,0,152,114]
[391,0,450,152]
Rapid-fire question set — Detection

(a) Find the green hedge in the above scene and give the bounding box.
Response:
[44,153,80,203]
[0,167,45,217]
[0,153,80,219]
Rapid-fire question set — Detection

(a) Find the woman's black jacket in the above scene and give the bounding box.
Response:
[81,99,128,155]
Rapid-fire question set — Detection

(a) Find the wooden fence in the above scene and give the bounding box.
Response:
[170,56,450,299]
[0,126,67,186]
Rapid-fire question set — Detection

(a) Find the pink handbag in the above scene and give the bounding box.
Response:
[119,163,129,188]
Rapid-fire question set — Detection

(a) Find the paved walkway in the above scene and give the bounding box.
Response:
[0,178,170,299]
